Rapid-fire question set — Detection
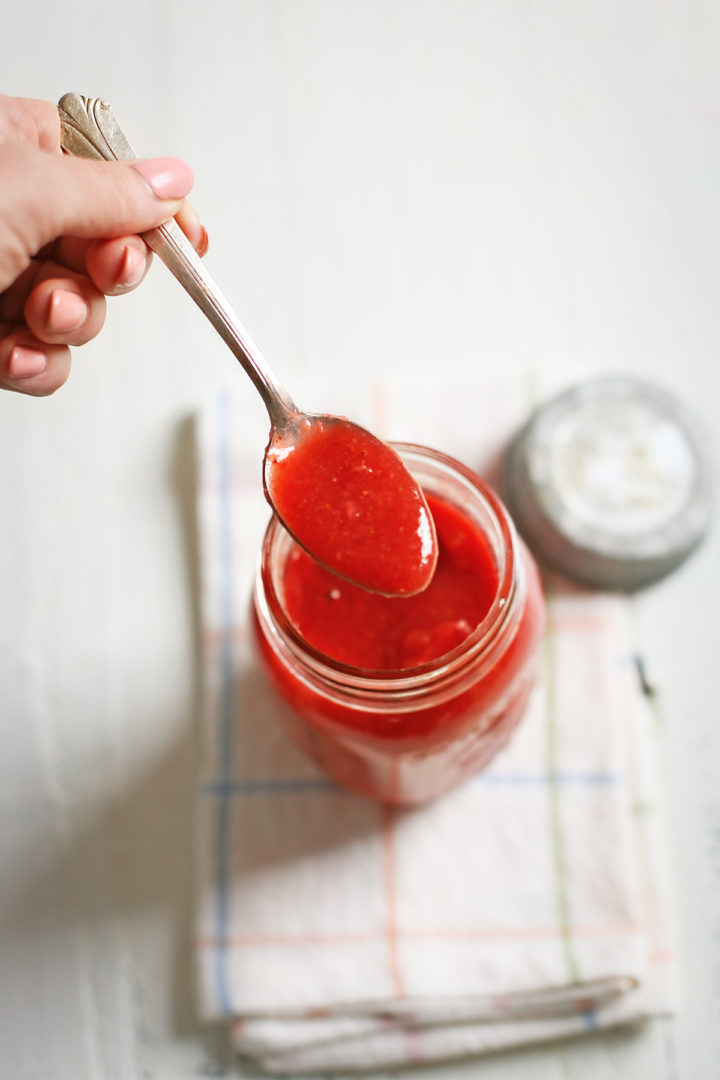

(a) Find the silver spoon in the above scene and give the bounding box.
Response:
[57,94,437,596]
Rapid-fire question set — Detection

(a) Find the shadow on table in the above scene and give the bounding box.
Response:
[0,414,379,1073]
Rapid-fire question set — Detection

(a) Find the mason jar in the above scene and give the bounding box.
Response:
[251,444,545,806]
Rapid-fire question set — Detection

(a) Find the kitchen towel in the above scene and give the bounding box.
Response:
[194,371,675,1074]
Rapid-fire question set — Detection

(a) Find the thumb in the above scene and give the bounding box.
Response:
[0,144,194,286]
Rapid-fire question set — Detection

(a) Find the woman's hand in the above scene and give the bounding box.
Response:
[0,94,207,396]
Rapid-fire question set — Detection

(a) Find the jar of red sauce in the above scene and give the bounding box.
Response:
[251,444,545,806]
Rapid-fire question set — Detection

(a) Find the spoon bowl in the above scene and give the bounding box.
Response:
[264,411,437,596]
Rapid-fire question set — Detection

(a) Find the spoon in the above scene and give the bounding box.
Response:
[57,94,438,596]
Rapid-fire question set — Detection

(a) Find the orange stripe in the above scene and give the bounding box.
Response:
[199,931,380,948]
[647,949,675,965]
[202,625,248,646]
[548,612,618,634]
[382,793,406,997]
[197,921,644,949]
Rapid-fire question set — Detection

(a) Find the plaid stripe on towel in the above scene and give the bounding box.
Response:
[195,372,675,1074]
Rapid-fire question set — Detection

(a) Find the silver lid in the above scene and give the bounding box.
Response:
[504,376,714,590]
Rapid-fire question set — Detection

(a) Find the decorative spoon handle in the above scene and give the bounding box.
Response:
[57,93,296,427]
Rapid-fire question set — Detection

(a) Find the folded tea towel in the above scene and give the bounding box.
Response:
[194,371,675,1074]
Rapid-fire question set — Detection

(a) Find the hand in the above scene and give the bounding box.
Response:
[0,94,207,396]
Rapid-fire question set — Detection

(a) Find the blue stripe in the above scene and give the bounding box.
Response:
[583,1007,598,1028]
[200,771,620,797]
[215,390,234,1015]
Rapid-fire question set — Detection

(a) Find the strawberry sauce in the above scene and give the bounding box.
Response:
[264,417,437,596]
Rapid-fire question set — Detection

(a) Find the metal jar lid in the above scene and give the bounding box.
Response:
[504,376,714,590]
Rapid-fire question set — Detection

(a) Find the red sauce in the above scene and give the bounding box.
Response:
[264,416,437,596]
[282,493,498,669]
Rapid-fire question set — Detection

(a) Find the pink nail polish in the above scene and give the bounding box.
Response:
[133,157,194,200]
[47,290,89,334]
[8,345,47,379]
[118,244,146,288]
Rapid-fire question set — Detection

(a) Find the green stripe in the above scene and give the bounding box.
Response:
[544,593,581,984]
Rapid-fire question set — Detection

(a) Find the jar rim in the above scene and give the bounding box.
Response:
[257,442,519,690]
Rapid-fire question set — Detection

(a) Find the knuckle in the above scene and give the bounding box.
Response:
[0,231,31,292]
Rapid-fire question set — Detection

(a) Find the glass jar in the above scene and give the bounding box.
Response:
[251,444,546,806]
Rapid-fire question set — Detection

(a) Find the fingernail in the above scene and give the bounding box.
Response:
[8,345,47,379]
[46,290,89,334]
[117,244,146,288]
[133,157,194,200]
[177,201,209,255]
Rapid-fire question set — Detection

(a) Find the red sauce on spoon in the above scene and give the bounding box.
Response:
[264,416,438,596]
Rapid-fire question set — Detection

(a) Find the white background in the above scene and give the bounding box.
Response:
[1,2,719,1077]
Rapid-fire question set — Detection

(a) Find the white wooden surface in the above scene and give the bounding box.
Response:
[1,3,719,1077]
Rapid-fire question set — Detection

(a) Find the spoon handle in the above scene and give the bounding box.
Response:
[57,93,296,428]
